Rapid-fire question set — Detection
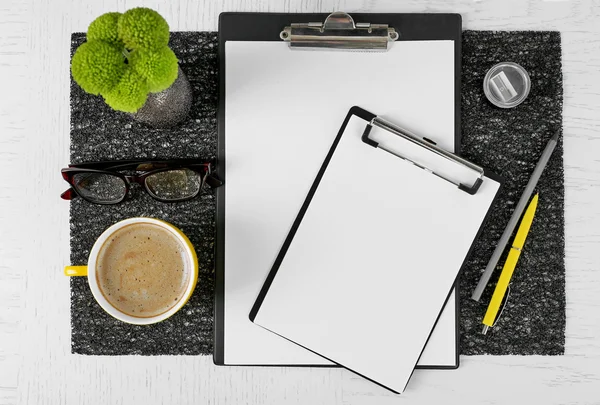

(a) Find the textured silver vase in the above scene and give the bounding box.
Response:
[132,67,193,128]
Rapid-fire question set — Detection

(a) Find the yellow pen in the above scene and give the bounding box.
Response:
[482,193,539,334]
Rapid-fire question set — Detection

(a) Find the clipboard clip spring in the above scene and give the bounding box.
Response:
[280,12,398,51]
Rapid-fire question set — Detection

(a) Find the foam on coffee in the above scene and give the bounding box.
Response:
[96,223,191,318]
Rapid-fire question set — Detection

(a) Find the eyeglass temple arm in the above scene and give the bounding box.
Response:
[68,159,217,170]
[204,172,223,189]
[61,188,78,200]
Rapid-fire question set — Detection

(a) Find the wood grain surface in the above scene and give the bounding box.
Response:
[1,0,599,404]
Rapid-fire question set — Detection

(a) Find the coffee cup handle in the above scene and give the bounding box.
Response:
[64,266,88,276]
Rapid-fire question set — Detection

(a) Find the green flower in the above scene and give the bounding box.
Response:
[71,40,125,95]
[102,68,149,112]
[130,46,178,92]
[87,12,122,45]
[72,8,181,113]
[117,8,170,50]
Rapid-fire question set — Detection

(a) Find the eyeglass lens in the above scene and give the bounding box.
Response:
[72,172,127,203]
[144,168,202,201]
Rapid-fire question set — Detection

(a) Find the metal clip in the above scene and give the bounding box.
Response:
[280,11,398,51]
[362,116,486,195]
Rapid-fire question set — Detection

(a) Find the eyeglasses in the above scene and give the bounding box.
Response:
[61,159,222,205]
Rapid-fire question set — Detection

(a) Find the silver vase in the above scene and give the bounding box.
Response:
[132,67,193,128]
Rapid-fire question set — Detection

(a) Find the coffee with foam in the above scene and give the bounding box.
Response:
[96,223,191,318]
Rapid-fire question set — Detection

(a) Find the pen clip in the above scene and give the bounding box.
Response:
[491,284,512,328]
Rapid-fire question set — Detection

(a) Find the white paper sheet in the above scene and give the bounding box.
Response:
[253,115,501,393]
[224,40,458,366]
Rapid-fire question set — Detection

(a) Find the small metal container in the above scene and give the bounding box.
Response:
[132,67,193,128]
[483,62,531,108]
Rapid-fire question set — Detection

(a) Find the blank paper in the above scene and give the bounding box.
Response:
[224,40,457,366]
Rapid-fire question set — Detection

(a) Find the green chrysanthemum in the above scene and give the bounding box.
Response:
[117,8,170,50]
[102,68,149,113]
[72,8,182,114]
[87,12,122,45]
[130,46,178,92]
[71,40,125,95]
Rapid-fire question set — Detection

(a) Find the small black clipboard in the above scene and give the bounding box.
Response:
[215,12,463,368]
[248,106,504,394]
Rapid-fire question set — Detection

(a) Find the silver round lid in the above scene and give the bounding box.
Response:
[483,62,531,108]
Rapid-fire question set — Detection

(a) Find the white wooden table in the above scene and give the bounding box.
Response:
[1,1,599,404]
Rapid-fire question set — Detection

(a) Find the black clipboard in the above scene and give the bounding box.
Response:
[248,106,504,393]
[215,12,463,368]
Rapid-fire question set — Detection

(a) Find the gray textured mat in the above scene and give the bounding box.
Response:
[460,31,564,355]
[70,32,217,355]
[69,30,564,356]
